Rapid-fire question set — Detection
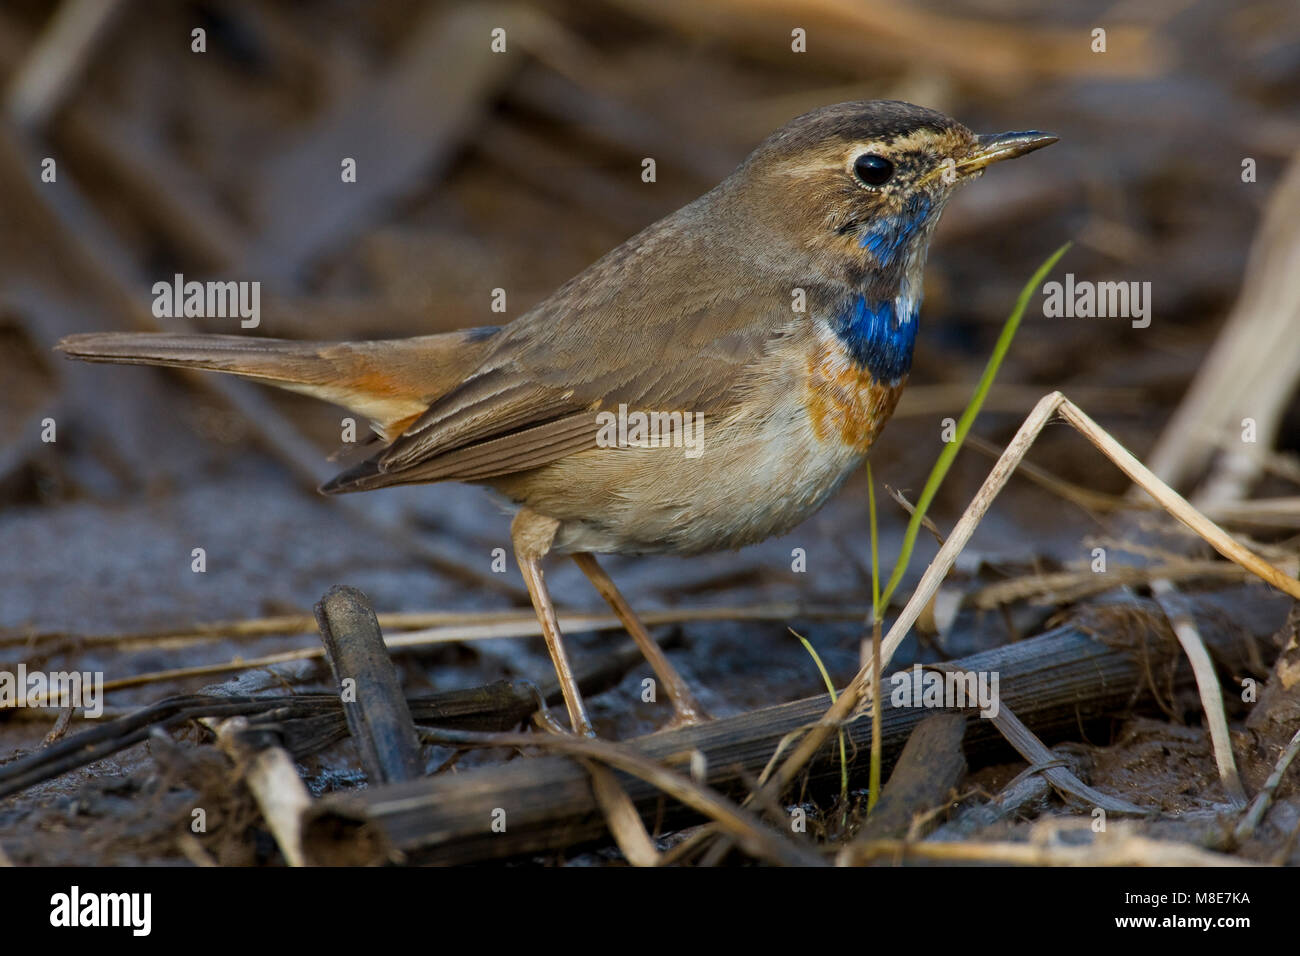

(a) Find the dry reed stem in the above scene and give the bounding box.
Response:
[1234,725,1300,845]
[1,603,869,650]
[414,727,825,867]
[767,392,1300,799]
[203,716,312,867]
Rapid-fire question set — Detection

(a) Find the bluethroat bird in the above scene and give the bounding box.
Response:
[57,101,1055,736]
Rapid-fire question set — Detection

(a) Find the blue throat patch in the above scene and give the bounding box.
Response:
[831,296,919,384]
[858,195,932,268]
[839,194,932,381]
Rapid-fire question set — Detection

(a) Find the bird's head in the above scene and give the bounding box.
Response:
[731,100,1056,298]
[720,100,1055,382]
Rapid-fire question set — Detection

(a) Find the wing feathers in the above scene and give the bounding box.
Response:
[322,412,598,491]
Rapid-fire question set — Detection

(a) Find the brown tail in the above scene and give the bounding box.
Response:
[56,328,498,442]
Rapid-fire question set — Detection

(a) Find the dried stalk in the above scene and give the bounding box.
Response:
[765,392,1300,801]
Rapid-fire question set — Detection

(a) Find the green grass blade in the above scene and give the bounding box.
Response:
[868,460,881,617]
[790,628,849,805]
[876,241,1072,611]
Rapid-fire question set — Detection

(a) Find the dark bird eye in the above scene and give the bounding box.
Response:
[853,154,894,187]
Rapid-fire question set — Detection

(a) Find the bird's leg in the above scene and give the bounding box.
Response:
[572,552,709,726]
[512,508,594,736]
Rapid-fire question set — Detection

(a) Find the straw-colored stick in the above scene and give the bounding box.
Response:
[766,392,1300,798]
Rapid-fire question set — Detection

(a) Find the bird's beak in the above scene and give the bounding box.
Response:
[956,131,1058,175]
